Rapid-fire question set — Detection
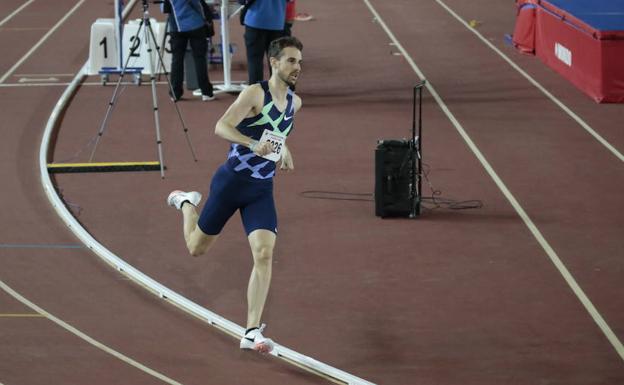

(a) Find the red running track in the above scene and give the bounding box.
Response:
[1,0,623,384]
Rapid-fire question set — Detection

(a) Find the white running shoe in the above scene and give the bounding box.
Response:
[166,190,202,210]
[192,89,215,101]
[240,324,274,354]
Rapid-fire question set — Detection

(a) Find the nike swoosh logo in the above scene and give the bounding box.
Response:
[284,115,292,121]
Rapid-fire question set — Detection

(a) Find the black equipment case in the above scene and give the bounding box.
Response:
[375,81,426,218]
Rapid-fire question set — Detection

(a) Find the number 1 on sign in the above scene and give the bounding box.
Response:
[99,36,108,59]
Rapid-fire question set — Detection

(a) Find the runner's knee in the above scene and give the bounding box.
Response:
[187,242,206,257]
[251,244,273,266]
[187,229,215,257]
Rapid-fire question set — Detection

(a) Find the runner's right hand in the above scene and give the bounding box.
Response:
[253,141,274,157]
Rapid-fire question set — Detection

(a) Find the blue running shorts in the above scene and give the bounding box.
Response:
[197,164,277,236]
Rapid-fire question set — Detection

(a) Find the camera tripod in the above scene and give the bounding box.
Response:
[90,0,197,178]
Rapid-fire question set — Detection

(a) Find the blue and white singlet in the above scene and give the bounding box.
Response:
[225,81,295,180]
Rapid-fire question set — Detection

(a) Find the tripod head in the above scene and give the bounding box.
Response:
[143,0,167,12]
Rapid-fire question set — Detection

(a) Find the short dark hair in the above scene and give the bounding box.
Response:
[268,36,303,60]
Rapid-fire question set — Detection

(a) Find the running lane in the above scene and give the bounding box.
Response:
[42,0,624,385]
[0,1,323,385]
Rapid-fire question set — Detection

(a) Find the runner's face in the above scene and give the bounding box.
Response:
[273,47,302,87]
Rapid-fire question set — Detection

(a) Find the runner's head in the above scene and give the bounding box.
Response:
[269,36,303,87]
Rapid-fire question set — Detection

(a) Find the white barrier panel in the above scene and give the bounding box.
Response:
[122,19,169,74]
[88,18,118,75]
[121,18,152,73]
[152,21,171,74]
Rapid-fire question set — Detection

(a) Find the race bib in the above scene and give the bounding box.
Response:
[258,129,286,162]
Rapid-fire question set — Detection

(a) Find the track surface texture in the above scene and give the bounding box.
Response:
[1,1,622,384]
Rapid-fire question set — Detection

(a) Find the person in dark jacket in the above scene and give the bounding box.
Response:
[164,0,215,101]
[242,0,289,85]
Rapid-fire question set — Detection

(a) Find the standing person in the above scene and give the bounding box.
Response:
[242,0,287,85]
[166,36,303,353]
[283,0,296,36]
[164,0,215,101]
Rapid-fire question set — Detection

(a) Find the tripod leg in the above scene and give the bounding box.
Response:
[143,18,166,178]
[155,15,170,81]
[145,20,198,162]
[90,18,146,162]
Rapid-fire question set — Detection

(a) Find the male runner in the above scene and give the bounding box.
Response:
[167,36,303,354]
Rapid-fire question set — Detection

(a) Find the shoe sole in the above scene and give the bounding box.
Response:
[240,338,274,354]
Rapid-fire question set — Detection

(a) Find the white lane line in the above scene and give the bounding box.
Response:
[0,313,45,317]
[19,76,58,83]
[0,0,86,84]
[0,82,79,87]
[0,27,48,32]
[362,0,624,362]
[14,73,75,77]
[0,81,168,87]
[434,0,623,162]
[0,279,185,385]
[0,0,36,28]
[0,243,83,249]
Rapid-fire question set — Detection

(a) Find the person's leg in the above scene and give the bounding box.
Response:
[188,27,213,97]
[244,26,267,84]
[238,182,277,353]
[265,30,284,77]
[282,22,293,37]
[167,190,218,256]
[245,229,276,329]
[239,228,276,354]
[171,165,243,256]
[239,181,277,328]
[181,202,218,256]
[169,31,188,99]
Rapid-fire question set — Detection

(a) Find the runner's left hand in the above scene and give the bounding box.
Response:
[279,147,294,171]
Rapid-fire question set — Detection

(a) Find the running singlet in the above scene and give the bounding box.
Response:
[225,81,295,180]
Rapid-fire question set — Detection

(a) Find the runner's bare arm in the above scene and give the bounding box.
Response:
[294,94,302,112]
[215,85,273,156]
[279,96,301,170]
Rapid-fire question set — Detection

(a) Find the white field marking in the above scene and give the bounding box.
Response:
[19,77,59,83]
[15,73,75,77]
[0,280,185,385]
[362,0,624,362]
[0,82,79,87]
[0,27,48,31]
[0,0,86,84]
[0,81,169,87]
[0,0,36,28]
[435,0,623,162]
[0,313,45,317]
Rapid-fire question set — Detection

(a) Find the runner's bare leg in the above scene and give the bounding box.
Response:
[181,203,218,256]
[246,229,276,328]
